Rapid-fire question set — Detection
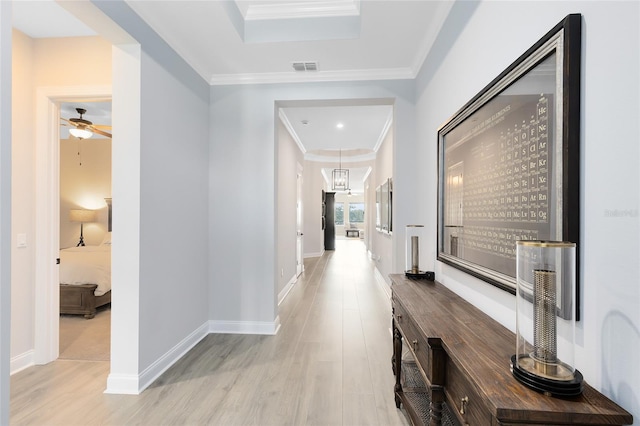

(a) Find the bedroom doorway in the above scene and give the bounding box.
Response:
[58,100,112,362]
[32,87,112,366]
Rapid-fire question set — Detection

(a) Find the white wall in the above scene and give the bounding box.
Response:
[415,1,639,421]
[302,159,326,257]
[60,137,112,248]
[366,123,394,284]
[210,82,415,330]
[276,117,304,296]
[9,29,33,379]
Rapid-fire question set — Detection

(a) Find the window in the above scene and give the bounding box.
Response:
[349,203,365,223]
[335,202,344,225]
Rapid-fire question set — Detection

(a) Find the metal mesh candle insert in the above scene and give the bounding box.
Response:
[533,269,558,373]
[511,241,583,397]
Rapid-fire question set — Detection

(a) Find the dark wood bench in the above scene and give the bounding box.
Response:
[345,229,360,237]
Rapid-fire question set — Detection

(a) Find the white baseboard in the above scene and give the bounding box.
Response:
[104,316,282,395]
[104,374,140,395]
[304,250,324,258]
[278,274,297,305]
[209,316,281,335]
[374,267,391,299]
[104,321,209,395]
[10,350,35,375]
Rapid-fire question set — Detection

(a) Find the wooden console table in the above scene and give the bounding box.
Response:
[390,274,633,426]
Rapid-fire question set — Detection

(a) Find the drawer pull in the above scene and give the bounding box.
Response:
[397,314,402,322]
[459,396,469,415]
[412,339,418,351]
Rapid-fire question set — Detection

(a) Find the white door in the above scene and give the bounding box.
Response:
[296,168,304,277]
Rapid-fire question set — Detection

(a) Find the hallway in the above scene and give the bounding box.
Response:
[10,239,408,425]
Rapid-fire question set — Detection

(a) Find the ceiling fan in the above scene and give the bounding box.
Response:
[61,107,112,139]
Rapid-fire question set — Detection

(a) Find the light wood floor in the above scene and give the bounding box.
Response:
[11,239,409,426]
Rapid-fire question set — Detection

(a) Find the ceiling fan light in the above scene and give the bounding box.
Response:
[69,127,93,139]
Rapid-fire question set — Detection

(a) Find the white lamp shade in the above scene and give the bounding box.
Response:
[69,209,97,223]
[69,127,93,139]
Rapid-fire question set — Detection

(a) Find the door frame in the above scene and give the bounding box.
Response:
[296,162,304,277]
[34,85,111,364]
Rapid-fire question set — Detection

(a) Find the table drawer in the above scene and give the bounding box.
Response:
[393,299,432,384]
[445,357,492,426]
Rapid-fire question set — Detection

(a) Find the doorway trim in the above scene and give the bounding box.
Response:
[34,85,111,364]
[296,162,304,277]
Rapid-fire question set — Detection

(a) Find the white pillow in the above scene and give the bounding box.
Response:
[100,232,112,246]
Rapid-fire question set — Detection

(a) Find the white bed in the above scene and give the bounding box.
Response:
[59,233,111,318]
[59,245,111,295]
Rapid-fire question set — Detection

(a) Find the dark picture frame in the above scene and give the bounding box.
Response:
[436,14,581,317]
[376,178,393,234]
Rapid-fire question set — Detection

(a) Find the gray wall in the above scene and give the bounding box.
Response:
[86,0,211,390]
[415,1,639,421]
[2,1,637,423]
[137,49,210,372]
[209,81,416,328]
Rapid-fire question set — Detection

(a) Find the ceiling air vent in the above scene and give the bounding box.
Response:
[292,62,318,72]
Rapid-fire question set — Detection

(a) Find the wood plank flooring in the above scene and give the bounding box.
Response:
[10,239,409,425]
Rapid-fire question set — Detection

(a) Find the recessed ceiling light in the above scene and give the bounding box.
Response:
[337,123,344,129]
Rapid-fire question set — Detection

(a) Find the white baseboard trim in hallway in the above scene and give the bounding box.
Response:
[105,315,282,395]
[105,321,210,395]
[374,266,392,299]
[209,317,281,335]
[278,274,298,305]
[304,251,324,258]
[10,350,34,376]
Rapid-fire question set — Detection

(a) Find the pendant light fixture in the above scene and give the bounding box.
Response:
[332,148,349,191]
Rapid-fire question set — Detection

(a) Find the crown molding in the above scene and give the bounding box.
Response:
[278,109,306,154]
[373,110,393,153]
[209,66,414,86]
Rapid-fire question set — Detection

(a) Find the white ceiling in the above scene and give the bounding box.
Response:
[280,104,393,156]
[124,0,453,85]
[12,0,96,38]
[12,0,453,193]
[279,102,391,194]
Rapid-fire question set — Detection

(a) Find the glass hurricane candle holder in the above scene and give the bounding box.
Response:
[405,225,431,279]
[511,240,583,397]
